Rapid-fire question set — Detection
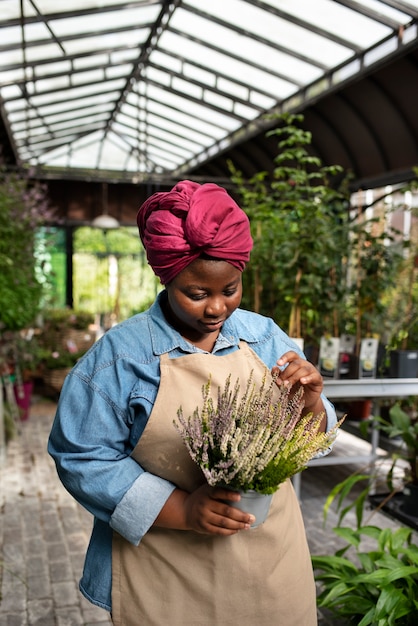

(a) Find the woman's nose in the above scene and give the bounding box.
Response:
[205,297,225,316]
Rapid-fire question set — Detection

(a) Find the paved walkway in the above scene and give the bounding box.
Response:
[0,397,111,626]
[0,396,408,625]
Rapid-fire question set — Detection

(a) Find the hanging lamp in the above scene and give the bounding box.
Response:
[91,182,120,229]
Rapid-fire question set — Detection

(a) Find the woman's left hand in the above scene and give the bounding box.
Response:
[271,351,324,414]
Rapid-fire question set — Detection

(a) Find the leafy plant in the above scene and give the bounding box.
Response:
[230,112,351,343]
[41,348,86,370]
[1,400,18,443]
[0,328,44,381]
[230,114,415,352]
[175,372,342,494]
[377,400,418,488]
[42,308,94,331]
[312,474,418,625]
[343,204,406,347]
[0,167,55,330]
[381,173,418,352]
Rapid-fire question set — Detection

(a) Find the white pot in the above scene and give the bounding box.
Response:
[223,489,273,528]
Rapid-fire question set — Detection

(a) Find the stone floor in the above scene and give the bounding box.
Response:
[0,396,412,625]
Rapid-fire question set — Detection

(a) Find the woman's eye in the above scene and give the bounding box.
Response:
[189,293,206,301]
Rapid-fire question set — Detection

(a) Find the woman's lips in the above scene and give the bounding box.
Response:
[202,320,223,330]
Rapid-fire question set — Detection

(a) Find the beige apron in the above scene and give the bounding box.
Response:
[112,342,317,626]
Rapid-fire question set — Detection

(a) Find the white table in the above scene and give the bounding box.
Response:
[292,378,418,499]
[324,378,418,399]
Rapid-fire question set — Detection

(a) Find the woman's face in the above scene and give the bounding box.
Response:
[165,258,242,346]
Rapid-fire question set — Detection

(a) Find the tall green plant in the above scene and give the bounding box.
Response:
[383,200,418,351]
[230,113,351,343]
[0,168,55,330]
[343,196,407,346]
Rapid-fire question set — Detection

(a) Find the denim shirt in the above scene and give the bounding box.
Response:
[48,291,337,611]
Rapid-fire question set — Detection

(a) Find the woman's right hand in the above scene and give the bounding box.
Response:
[154,484,255,535]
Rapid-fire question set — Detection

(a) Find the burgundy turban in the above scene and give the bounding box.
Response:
[137,180,253,284]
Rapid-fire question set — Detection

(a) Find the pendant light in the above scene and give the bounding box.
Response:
[91,182,120,230]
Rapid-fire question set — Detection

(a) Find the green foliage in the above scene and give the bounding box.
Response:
[41,348,86,370]
[0,329,44,379]
[42,308,94,331]
[39,307,95,370]
[2,401,17,443]
[0,168,55,330]
[383,208,418,350]
[344,212,405,342]
[230,112,351,341]
[376,400,418,487]
[312,475,418,625]
[230,113,414,347]
[72,226,159,320]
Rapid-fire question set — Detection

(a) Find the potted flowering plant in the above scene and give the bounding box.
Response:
[38,308,95,393]
[175,372,342,524]
[40,346,87,393]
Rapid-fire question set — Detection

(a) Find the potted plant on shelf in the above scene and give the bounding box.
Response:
[175,371,342,526]
[385,220,418,378]
[41,308,95,353]
[40,346,87,393]
[0,328,44,420]
[0,166,54,442]
[38,308,95,393]
[229,112,351,356]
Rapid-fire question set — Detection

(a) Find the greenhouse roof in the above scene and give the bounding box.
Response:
[0,1,418,185]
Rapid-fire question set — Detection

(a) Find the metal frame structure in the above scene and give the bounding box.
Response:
[1,1,418,187]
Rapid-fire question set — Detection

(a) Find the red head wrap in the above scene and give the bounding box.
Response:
[137,180,253,284]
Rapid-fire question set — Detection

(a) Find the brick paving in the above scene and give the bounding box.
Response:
[0,396,411,625]
[0,397,111,626]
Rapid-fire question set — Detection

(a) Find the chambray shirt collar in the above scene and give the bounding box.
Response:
[147,290,258,355]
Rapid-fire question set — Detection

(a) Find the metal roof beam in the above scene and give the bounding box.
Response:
[114,118,199,153]
[0,1,162,28]
[0,43,140,72]
[118,110,205,147]
[101,1,180,142]
[175,23,418,177]
[181,3,329,70]
[243,0,366,50]
[0,22,152,54]
[160,32,302,88]
[380,0,418,15]
[3,56,266,117]
[335,0,418,21]
[142,76,247,122]
[155,46,292,100]
[146,61,264,113]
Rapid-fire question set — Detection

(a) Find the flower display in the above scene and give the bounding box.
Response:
[175,372,343,494]
[42,348,86,370]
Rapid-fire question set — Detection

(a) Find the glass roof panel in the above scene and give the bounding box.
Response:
[0,0,417,180]
[183,0,354,65]
[158,31,298,97]
[267,0,392,47]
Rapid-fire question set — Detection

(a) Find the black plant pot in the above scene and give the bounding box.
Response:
[401,483,418,517]
[369,491,418,531]
[389,350,418,378]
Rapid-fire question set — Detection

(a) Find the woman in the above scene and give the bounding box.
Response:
[48,180,337,625]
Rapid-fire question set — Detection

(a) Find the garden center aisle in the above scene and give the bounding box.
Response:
[0,396,405,626]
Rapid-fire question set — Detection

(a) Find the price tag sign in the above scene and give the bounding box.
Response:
[359,338,379,378]
[319,337,340,379]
